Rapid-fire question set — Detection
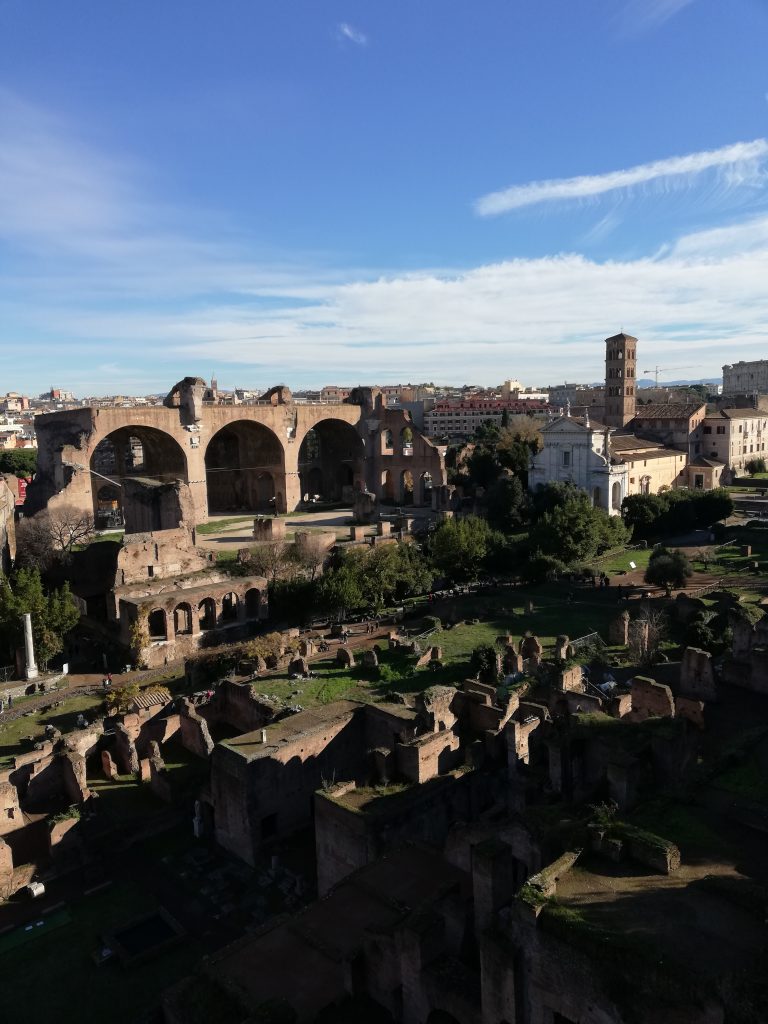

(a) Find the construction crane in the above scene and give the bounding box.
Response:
[642,365,697,387]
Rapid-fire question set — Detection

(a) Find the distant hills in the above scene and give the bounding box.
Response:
[637,378,721,389]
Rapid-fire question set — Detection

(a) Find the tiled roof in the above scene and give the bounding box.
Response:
[633,404,705,419]
[719,408,765,419]
[130,686,172,711]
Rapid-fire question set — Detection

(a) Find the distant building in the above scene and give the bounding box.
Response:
[723,359,768,398]
[424,397,549,438]
[530,333,725,510]
[703,408,768,477]
[603,332,638,427]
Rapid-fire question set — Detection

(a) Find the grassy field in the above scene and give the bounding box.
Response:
[245,590,618,712]
[597,548,653,575]
[0,692,105,768]
[196,515,255,535]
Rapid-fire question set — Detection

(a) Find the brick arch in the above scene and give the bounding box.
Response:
[205,420,287,515]
[296,417,365,504]
[89,423,189,521]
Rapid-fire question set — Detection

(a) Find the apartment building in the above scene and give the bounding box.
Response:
[703,408,767,477]
[424,397,549,438]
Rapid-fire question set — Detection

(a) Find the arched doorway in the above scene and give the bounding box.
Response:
[382,469,396,504]
[90,426,188,522]
[174,603,192,635]
[245,588,262,619]
[297,420,364,505]
[198,598,216,631]
[205,421,285,514]
[380,428,393,453]
[147,609,167,641]
[420,472,433,506]
[221,592,239,622]
[611,481,622,511]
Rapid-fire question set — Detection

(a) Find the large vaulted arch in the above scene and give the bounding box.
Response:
[90,425,188,524]
[297,419,364,505]
[205,421,286,514]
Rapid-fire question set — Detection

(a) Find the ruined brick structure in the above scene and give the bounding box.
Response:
[26,378,447,524]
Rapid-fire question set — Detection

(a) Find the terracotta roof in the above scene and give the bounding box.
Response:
[130,686,172,711]
[605,332,638,343]
[689,455,725,468]
[614,447,686,463]
[718,408,765,419]
[633,403,705,419]
[608,434,663,453]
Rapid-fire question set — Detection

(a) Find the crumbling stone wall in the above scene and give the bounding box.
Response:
[179,699,214,758]
[631,676,675,720]
[680,646,716,701]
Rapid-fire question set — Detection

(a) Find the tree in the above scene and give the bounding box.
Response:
[430,516,492,581]
[250,540,293,584]
[0,568,79,671]
[294,534,331,581]
[529,492,600,564]
[629,607,668,665]
[644,547,692,594]
[621,493,667,539]
[496,418,543,480]
[0,449,37,477]
[469,644,500,682]
[46,505,95,556]
[745,458,767,477]
[485,475,530,533]
[107,682,141,714]
[466,447,502,490]
[315,556,365,620]
[15,505,95,570]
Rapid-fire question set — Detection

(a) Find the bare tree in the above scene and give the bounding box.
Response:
[15,505,95,570]
[47,505,95,557]
[250,540,292,584]
[629,607,668,666]
[295,534,331,581]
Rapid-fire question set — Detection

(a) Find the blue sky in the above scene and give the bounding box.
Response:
[1,0,767,395]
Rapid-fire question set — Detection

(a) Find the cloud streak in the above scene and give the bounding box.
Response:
[620,0,698,33]
[2,90,768,393]
[337,22,367,46]
[475,139,768,216]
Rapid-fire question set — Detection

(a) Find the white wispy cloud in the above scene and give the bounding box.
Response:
[475,139,768,217]
[2,89,768,393]
[619,0,698,34]
[337,22,367,46]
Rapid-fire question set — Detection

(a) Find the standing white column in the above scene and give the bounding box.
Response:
[22,613,38,680]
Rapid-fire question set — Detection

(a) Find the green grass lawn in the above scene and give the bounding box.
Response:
[196,515,255,535]
[247,592,618,711]
[0,692,105,767]
[597,548,653,575]
[0,881,205,1024]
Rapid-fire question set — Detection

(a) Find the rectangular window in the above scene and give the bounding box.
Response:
[716,426,726,434]
[562,451,571,467]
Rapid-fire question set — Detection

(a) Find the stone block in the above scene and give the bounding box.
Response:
[336,646,355,669]
[608,611,630,646]
[361,648,379,668]
[680,646,716,702]
[101,749,119,781]
[631,676,674,720]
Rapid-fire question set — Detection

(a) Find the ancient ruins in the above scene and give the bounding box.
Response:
[26,378,448,525]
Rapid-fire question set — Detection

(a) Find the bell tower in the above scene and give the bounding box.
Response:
[604,332,637,428]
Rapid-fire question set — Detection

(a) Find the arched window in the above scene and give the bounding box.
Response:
[147,609,167,641]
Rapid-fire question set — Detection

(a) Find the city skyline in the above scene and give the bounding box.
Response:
[1,1,767,393]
